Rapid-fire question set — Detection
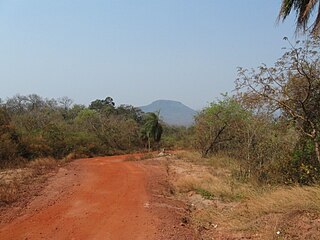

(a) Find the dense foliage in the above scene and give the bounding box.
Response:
[195,37,320,185]
[0,95,166,168]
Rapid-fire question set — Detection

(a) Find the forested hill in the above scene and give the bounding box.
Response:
[139,100,197,126]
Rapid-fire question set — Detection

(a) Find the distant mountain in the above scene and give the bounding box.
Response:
[139,100,197,126]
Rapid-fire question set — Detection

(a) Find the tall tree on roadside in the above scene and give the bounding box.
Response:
[141,112,163,151]
[278,0,320,35]
[236,37,320,164]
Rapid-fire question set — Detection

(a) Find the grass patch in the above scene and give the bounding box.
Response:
[63,152,80,162]
[175,151,202,162]
[172,151,320,238]
[139,153,155,160]
[0,157,60,205]
[195,187,214,200]
[124,155,139,161]
[0,182,19,204]
[175,151,237,170]
[0,168,32,205]
[27,157,59,176]
[200,185,320,233]
[172,154,253,202]
[240,186,320,218]
[27,157,57,169]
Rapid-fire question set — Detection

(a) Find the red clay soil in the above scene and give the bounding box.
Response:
[0,154,195,240]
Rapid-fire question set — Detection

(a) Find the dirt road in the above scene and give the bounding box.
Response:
[0,155,195,240]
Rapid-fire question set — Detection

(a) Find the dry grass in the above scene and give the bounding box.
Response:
[195,185,320,226]
[139,153,156,160]
[172,153,253,202]
[0,182,19,204]
[193,185,320,240]
[124,155,139,161]
[175,151,237,170]
[0,168,32,204]
[64,152,78,162]
[236,186,320,221]
[27,157,57,170]
[175,151,202,162]
[170,151,320,239]
[63,152,90,162]
[125,152,158,161]
[0,157,60,205]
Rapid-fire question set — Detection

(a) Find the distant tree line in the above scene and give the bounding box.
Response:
[0,95,167,168]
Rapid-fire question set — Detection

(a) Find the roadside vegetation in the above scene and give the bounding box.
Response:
[0,157,64,206]
[0,96,166,169]
[166,36,320,239]
[170,151,320,239]
[195,37,320,186]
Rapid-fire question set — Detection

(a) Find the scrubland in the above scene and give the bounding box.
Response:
[168,151,320,239]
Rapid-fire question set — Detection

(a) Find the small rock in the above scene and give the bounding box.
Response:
[188,191,195,197]
[144,202,150,208]
[211,223,218,228]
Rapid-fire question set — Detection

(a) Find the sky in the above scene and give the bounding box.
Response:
[0,0,299,110]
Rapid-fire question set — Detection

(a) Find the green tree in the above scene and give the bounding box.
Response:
[89,97,115,113]
[194,96,249,157]
[161,125,194,149]
[141,112,163,151]
[278,0,320,35]
[116,104,144,124]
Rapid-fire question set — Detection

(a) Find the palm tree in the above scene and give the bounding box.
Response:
[278,0,320,35]
[141,112,163,151]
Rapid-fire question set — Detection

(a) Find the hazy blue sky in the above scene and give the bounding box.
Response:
[0,1,298,110]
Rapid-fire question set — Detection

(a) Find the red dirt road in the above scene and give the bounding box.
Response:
[0,155,195,240]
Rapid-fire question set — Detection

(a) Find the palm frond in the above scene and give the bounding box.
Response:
[279,0,320,35]
[278,0,295,20]
[311,2,320,34]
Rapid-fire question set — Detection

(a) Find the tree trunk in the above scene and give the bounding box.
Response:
[311,129,320,164]
[315,139,320,164]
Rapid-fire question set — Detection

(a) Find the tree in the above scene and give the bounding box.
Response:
[0,107,19,165]
[75,109,100,133]
[116,104,144,124]
[236,37,320,164]
[278,0,320,35]
[141,112,163,151]
[58,97,73,110]
[194,96,249,157]
[89,97,115,113]
[194,95,300,183]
